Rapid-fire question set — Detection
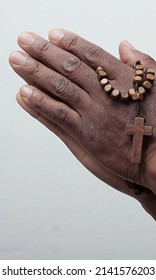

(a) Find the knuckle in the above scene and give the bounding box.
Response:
[70,87,81,104]
[36,40,50,58]
[61,34,79,51]
[53,76,81,104]
[54,76,69,96]
[62,55,81,75]
[32,91,46,112]
[84,46,104,64]
[28,61,40,76]
[52,107,68,123]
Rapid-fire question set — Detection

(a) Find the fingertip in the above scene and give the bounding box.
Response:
[8,51,16,65]
[16,91,20,100]
[48,28,67,43]
[118,40,136,65]
[16,88,37,118]
[16,90,26,109]
[121,40,136,50]
[119,41,156,69]
[119,40,136,56]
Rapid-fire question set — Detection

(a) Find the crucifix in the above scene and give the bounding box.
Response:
[125,117,153,164]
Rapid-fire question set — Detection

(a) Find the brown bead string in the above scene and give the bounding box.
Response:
[96,61,155,196]
[96,61,155,102]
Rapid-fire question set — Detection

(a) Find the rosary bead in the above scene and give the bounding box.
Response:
[97,70,107,80]
[135,64,144,70]
[143,80,152,89]
[138,86,146,95]
[100,78,109,87]
[131,91,140,101]
[133,75,143,85]
[135,69,144,77]
[147,68,155,75]
[104,84,113,94]
[138,87,146,100]
[96,66,104,74]
[134,61,141,67]
[129,88,135,97]
[146,73,155,83]
[121,92,129,102]
[111,89,120,100]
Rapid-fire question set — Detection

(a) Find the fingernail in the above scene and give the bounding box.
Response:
[18,32,35,45]
[20,85,32,99]
[124,40,136,49]
[49,28,66,42]
[9,52,27,65]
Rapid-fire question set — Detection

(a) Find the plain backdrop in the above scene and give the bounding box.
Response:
[0,0,156,260]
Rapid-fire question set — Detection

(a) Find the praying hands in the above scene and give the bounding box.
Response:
[9,29,156,220]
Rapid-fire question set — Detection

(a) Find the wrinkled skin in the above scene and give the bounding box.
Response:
[9,30,156,219]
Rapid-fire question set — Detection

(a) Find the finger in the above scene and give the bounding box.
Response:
[9,51,90,112]
[18,84,82,137]
[119,40,156,70]
[48,28,132,79]
[16,91,75,141]
[17,32,98,93]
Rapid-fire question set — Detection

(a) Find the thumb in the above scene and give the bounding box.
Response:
[119,40,156,70]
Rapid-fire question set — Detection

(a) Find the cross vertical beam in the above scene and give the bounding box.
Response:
[125,117,153,164]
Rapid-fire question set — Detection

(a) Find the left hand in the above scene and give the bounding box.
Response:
[9,29,156,196]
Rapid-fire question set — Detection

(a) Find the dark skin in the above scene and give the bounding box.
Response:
[9,29,156,220]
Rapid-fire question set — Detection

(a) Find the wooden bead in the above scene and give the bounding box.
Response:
[138,87,146,100]
[135,69,144,77]
[129,88,135,97]
[96,62,154,103]
[121,92,129,101]
[143,80,152,89]
[131,91,140,101]
[146,73,155,83]
[138,86,146,95]
[104,84,113,94]
[96,66,104,74]
[147,68,155,75]
[133,61,141,67]
[97,70,107,80]
[133,75,143,84]
[135,64,144,70]
[111,89,120,100]
[100,78,109,87]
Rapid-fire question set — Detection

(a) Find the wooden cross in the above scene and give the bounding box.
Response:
[125,117,153,164]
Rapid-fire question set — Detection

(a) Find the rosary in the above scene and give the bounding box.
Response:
[96,61,155,195]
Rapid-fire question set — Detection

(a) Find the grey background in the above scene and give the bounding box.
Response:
[0,0,156,259]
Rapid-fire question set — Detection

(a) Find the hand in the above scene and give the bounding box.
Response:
[9,30,156,190]
[15,87,156,220]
